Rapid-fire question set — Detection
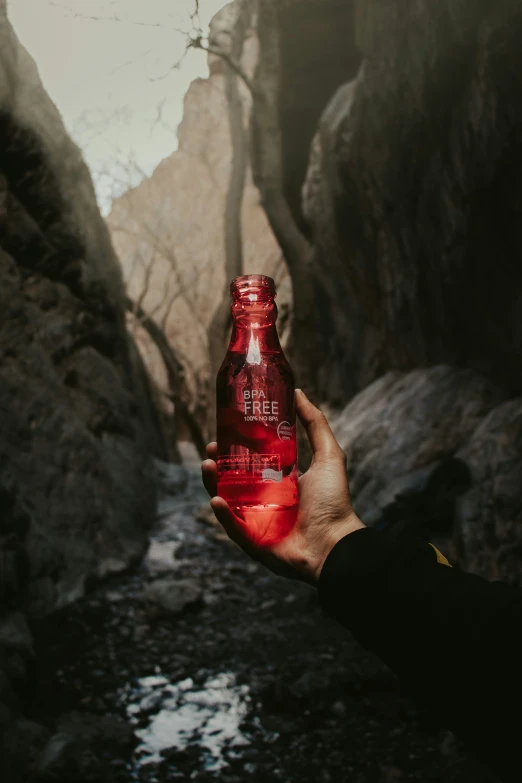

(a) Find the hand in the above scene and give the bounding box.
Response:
[201,389,365,585]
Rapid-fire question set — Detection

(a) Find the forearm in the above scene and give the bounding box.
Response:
[318,528,522,778]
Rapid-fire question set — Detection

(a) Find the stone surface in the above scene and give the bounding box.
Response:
[456,399,522,583]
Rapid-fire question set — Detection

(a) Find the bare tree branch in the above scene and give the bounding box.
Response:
[190,36,254,93]
[190,0,201,26]
[251,0,312,278]
[149,98,177,138]
[127,297,207,459]
[148,48,190,82]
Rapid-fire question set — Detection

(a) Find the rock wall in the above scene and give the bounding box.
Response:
[256,0,522,581]
[303,0,522,398]
[0,3,163,764]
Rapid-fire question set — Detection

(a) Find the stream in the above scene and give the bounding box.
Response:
[26,445,493,782]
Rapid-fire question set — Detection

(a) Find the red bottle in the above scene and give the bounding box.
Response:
[216,275,298,547]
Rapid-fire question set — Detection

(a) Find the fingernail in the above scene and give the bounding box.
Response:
[296,388,308,400]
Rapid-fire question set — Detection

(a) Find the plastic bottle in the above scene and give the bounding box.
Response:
[216,274,298,546]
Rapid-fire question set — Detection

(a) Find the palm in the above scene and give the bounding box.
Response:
[270,455,354,580]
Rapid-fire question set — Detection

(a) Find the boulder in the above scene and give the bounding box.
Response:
[333,366,505,528]
[332,366,522,582]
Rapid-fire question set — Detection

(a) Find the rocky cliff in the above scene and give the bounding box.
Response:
[108,3,290,426]
[0,2,163,760]
[303,0,522,398]
[255,0,522,581]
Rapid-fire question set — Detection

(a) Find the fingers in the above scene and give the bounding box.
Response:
[209,497,257,557]
[201,442,219,497]
[295,389,342,461]
[201,458,218,498]
[206,442,218,460]
[201,458,256,558]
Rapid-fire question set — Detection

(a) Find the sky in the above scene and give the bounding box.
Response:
[8,0,227,213]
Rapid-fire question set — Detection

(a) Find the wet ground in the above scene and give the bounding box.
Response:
[25,446,497,783]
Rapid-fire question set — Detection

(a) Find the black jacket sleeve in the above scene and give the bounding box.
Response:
[318,528,522,782]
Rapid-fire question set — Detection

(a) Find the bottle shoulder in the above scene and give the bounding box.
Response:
[217,351,294,382]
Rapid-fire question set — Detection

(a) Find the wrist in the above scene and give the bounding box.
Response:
[312,512,365,584]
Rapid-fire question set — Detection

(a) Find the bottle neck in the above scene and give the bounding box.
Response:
[227,299,281,354]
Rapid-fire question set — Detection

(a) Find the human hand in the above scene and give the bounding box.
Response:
[201,389,364,585]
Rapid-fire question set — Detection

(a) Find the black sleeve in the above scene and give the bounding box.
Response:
[318,528,522,782]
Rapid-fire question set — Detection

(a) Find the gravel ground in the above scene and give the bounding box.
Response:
[24,447,498,783]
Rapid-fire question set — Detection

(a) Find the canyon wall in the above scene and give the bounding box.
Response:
[0,4,164,761]
[290,0,522,579]
[303,0,522,399]
[108,0,522,582]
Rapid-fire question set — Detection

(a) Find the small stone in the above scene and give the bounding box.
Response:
[106,590,127,602]
[330,700,346,718]
[146,578,202,615]
[0,613,34,657]
[144,540,182,575]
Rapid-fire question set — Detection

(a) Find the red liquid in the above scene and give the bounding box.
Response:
[216,276,298,547]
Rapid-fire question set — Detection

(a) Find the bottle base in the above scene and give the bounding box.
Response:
[230,503,298,548]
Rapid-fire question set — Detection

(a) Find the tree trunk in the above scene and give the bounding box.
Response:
[207,0,252,439]
[127,297,207,460]
[198,0,324,405]
[250,0,320,396]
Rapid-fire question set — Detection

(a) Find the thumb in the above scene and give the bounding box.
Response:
[295,389,342,461]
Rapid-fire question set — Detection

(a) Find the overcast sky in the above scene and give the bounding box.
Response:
[8,0,226,213]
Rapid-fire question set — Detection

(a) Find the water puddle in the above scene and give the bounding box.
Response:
[121,672,253,773]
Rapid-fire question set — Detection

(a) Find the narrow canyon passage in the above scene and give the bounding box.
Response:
[22,448,493,783]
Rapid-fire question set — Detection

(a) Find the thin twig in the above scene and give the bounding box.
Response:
[190,37,254,93]
[49,1,187,32]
